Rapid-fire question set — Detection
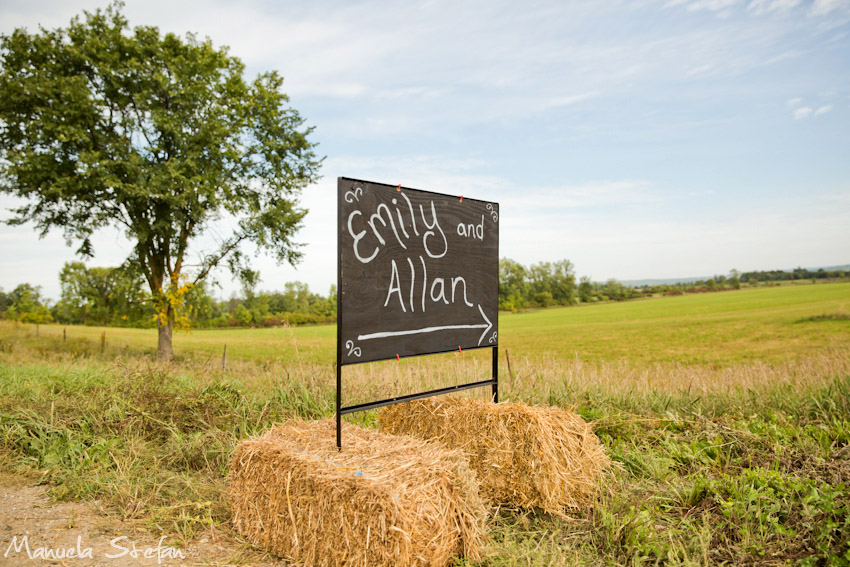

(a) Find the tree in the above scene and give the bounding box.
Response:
[5,283,53,323]
[0,3,321,359]
[0,287,9,317]
[728,269,741,290]
[528,259,576,306]
[498,258,528,311]
[548,259,577,305]
[56,261,148,325]
[578,276,593,303]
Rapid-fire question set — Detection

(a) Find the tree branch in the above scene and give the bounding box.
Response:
[192,230,252,286]
[128,93,156,152]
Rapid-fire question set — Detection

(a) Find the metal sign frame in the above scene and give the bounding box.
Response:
[335,177,499,449]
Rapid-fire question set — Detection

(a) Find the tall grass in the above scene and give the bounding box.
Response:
[1,283,849,564]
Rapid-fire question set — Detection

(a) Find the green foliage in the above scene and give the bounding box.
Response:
[3,284,53,323]
[500,257,577,310]
[0,288,9,314]
[0,2,321,358]
[729,268,742,290]
[234,304,252,326]
[578,275,593,303]
[578,376,850,566]
[499,258,529,310]
[49,259,336,329]
[743,266,849,283]
[529,259,577,305]
[55,261,149,325]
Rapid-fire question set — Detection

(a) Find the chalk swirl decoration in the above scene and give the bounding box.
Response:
[344,186,363,203]
[488,331,498,344]
[486,203,498,222]
[346,340,361,358]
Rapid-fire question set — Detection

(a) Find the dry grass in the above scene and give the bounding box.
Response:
[228,419,488,567]
[379,398,610,514]
[503,346,850,401]
[4,321,849,407]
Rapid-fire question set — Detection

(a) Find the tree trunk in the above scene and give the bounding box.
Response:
[157,315,174,361]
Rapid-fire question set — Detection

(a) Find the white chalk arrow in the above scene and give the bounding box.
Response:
[357,304,494,346]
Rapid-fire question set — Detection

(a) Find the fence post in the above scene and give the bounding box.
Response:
[221,344,227,371]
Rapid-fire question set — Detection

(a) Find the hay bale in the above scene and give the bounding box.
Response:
[228,419,487,567]
[379,398,609,514]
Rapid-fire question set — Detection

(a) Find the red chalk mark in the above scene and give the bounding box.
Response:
[396,353,400,361]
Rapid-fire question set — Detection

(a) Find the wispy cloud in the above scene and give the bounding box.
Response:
[373,87,450,101]
[793,103,834,118]
[1,0,848,295]
[666,0,742,17]
[539,92,598,111]
[810,0,850,16]
[794,106,814,119]
[324,155,507,199]
[515,181,662,212]
[748,0,803,15]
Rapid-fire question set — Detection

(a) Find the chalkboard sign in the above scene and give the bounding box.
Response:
[338,177,499,365]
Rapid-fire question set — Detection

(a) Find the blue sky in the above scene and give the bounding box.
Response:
[1,0,848,299]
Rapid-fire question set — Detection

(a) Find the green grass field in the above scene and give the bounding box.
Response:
[21,281,850,365]
[1,282,849,565]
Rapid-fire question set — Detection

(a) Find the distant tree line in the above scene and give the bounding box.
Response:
[2,262,847,325]
[0,262,336,328]
[498,262,849,311]
[637,270,743,296]
[498,257,651,310]
[633,267,848,296]
[740,267,847,283]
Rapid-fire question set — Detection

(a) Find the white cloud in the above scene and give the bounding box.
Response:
[539,92,598,110]
[666,0,742,17]
[810,0,850,16]
[748,0,803,15]
[511,180,662,212]
[373,87,450,101]
[2,0,849,294]
[794,106,814,118]
[324,155,507,201]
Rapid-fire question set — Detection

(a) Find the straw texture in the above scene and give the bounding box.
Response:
[228,419,487,566]
[380,398,609,514]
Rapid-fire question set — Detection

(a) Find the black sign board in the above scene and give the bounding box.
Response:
[338,177,499,363]
[335,177,500,448]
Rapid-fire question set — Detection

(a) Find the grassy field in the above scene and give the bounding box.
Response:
[20,281,850,365]
[1,282,849,565]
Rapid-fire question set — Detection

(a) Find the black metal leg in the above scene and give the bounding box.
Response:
[336,361,342,450]
[492,346,499,403]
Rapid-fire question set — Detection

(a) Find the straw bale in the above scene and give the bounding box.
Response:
[228,419,487,567]
[379,398,609,514]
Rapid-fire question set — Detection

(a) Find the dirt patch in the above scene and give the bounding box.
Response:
[0,472,278,566]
